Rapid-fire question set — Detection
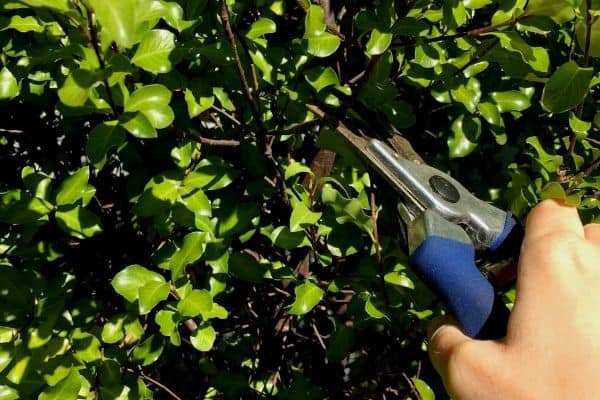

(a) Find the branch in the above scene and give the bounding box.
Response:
[370,192,389,306]
[84,6,117,116]
[192,136,241,147]
[218,0,264,131]
[392,15,524,48]
[0,128,24,134]
[126,369,183,400]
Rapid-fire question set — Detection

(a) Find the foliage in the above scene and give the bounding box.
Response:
[0,0,599,398]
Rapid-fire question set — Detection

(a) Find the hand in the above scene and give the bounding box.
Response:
[427,199,600,400]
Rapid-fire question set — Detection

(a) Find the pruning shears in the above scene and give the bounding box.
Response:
[308,105,523,339]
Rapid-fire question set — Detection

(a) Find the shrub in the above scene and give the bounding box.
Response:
[0,0,598,398]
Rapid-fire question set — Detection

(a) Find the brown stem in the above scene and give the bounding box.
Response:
[133,370,184,400]
[192,136,241,147]
[218,0,264,131]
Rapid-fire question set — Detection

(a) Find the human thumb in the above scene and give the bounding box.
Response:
[427,316,503,399]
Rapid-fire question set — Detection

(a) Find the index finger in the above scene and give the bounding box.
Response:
[523,199,584,245]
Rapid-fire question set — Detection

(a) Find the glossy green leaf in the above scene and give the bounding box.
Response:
[119,112,157,138]
[1,15,44,32]
[285,160,314,180]
[86,121,127,168]
[365,298,387,319]
[169,231,207,279]
[289,202,322,232]
[155,310,181,346]
[366,29,392,55]
[411,377,435,400]
[138,280,170,315]
[569,112,591,135]
[89,0,138,49]
[0,67,19,100]
[246,17,276,43]
[305,67,339,93]
[190,324,216,352]
[177,289,212,317]
[38,368,82,400]
[55,167,91,206]
[184,88,214,118]
[132,29,176,74]
[448,114,481,158]
[542,61,594,113]
[125,84,174,129]
[55,205,103,239]
[57,69,98,108]
[288,281,324,315]
[184,157,238,191]
[304,5,340,57]
[525,0,575,23]
[490,91,531,113]
[111,264,165,303]
[451,77,481,113]
[491,32,550,73]
[133,335,164,366]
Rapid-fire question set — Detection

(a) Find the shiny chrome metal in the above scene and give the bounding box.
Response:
[407,209,472,255]
[365,139,508,249]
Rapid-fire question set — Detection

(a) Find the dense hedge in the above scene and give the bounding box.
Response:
[0,0,599,398]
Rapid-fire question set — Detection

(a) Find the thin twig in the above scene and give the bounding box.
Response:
[218,0,264,131]
[210,105,242,127]
[136,370,184,400]
[266,119,320,136]
[392,16,524,48]
[193,136,241,147]
[0,128,24,134]
[311,321,327,350]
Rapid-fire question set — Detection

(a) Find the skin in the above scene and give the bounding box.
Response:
[428,199,600,400]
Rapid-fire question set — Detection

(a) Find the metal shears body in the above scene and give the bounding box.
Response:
[313,106,522,339]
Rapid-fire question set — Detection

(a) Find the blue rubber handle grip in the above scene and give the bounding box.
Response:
[411,236,509,339]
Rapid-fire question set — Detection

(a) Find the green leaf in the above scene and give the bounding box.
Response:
[57,69,98,108]
[411,377,435,400]
[0,192,53,224]
[288,281,324,315]
[190,324,216,352]
[184,88,214,118]
[155,310,181,346]
[464,0,493,9]
[477,102,504,126]
[366,29,392,55]
[1,15,44,32]
[55,167,91,206]
[490,91,531,113]
[138,280,170,315]
[55,205,103,239]
[101,315,124,344]
[177,289,212,318]
[526,136,564,172]
[365,297,387,319]
[133,335,164,366]
[525,0,575,23]
[86,121,127,169]
[304,5,340,57]
[463,61,489,78]
[448,114,481,158]
[111,264,165,303]
[0,67,19,100]
[289,202,322,232]
[491,32,550,73]
[542,61,594,113]
[569,112,592,135]
[246,17,276,42]
[285,160,314,180]
[132,29,176,74]
[450,77,481,113]
[38,368,82,400]
[125,84,174,129]
[89,0,138,49]
[171,141,195,169]
[119,112,157,139]
[184,157,238,191]
[305,67,340,93]
[268,226,312,250]
[169,231,207,279]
